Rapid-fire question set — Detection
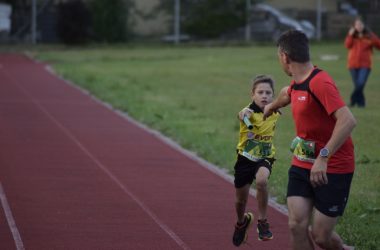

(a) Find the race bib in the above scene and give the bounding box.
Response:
[290,136,316,163]
[242,139,272,162]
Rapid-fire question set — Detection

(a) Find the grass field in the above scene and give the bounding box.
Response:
[33,42,380,249]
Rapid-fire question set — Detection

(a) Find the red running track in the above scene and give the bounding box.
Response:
[0,54,290,250]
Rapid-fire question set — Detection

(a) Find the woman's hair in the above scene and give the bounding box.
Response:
[352,17,371,37]
[252,75,275,94]
[277,30,310,63]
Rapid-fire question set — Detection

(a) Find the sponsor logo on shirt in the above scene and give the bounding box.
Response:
[298,96,307,101]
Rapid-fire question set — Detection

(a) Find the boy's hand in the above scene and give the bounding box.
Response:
[238,108,252,120]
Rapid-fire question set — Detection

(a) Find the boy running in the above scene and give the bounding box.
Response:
[232,75,280,246]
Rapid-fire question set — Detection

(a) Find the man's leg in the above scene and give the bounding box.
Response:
[310,209,343,250]
[287,196,314,250]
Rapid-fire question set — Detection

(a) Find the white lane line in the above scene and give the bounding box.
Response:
[0,183,25,250]
[3,66,191,250]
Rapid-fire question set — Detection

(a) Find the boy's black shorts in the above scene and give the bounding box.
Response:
[287,165,353,217]
[234,154,274,188]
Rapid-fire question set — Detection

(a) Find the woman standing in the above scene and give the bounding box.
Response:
[345,18,380,107]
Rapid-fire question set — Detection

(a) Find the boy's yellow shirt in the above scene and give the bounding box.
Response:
[237,102,280,160]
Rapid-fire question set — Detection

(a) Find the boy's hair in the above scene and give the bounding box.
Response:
[277,30,310,63]
[252,75,275,94]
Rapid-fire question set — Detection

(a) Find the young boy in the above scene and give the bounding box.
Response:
[232,75,280,247]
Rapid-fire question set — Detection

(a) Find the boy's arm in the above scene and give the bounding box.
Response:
[263,86,290,120]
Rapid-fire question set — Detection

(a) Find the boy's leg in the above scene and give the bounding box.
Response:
[235,184,251,223]
[255,164,274,241]
[287,196,314,250]
[233,184,253,246]
[255,166,270,220]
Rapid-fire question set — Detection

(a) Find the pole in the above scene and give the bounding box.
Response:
[316,0,322,41]
[174,0,180,44]
[31,0,37,44]
[245,0,251,42]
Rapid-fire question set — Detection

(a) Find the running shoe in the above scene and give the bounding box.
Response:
[232,212,253,246]
[257,219,273,241]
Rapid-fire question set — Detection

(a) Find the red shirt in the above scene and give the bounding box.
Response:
[287,68,355,173]
[344,32,380,69]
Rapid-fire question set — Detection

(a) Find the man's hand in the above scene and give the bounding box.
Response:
[263,103,274,120]
[310,157,328,187]
[238,108,252,120]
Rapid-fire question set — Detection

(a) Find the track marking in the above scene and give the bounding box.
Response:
[2,68,191,250]
[0,183,25,250]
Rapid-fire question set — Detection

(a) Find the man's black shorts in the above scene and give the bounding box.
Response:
[234,154,274,188]
[287,165,354,217]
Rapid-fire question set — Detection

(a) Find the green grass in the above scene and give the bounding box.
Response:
[32,43,380,249]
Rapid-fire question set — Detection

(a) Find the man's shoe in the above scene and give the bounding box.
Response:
[257,219,273,241]
[232,212,253,246]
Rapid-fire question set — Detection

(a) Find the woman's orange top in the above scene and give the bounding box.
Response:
[344,32,380,69]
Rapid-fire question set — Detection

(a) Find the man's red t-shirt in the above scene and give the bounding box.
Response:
[287,68,355,173]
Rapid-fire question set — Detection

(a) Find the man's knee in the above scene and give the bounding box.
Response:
[311,230,330,248]
[288,217,308,234]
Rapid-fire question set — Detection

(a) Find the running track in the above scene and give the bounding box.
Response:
[0,54,290,249]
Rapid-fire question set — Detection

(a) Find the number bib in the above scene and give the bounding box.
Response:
[242,139,272,162]
[290,136,316,163]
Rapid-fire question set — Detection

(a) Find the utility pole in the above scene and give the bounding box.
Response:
[316,0,322,41]
[174,0,180,44]
[31,0,37,44]
[245,0,251,42]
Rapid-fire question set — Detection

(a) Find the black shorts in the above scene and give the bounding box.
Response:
[234,154,274,188]
[287,165,353,217]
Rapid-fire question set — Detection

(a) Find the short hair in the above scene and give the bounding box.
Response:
[252,75,275,94]
[277,30,310,63]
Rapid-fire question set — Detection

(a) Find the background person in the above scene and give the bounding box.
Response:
[345,17,380,107]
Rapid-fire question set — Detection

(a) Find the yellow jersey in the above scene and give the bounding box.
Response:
[236,102,280,161]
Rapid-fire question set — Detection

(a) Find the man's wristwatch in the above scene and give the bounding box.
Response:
[319,147,330,158]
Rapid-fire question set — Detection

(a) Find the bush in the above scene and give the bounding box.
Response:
[57,0,91,44]
[182,0,246,39]
[89,0,130,42]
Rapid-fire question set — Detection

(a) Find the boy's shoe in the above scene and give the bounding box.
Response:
[257,219,273,241]
[232,212,253,247]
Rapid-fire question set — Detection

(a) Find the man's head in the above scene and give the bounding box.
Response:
[277,30,310,76]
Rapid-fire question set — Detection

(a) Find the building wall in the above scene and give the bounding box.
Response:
[130,0,170,36]
[265,0,338,12]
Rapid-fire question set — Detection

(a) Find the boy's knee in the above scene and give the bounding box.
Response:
[255,178,268,190]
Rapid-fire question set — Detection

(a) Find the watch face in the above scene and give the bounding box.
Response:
[320,148,329,157]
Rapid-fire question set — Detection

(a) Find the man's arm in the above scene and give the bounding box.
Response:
[310,106,357,187]
[263,86,291,119]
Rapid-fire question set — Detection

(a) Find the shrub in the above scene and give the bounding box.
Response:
[89,0,131,42]
[57,0,91,44]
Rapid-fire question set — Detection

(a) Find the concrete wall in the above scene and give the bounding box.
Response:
[130,0,170,37]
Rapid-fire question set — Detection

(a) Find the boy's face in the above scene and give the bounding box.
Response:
[251,82,274,109]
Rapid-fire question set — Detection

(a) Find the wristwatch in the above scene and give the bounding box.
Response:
[319,147,330,158]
